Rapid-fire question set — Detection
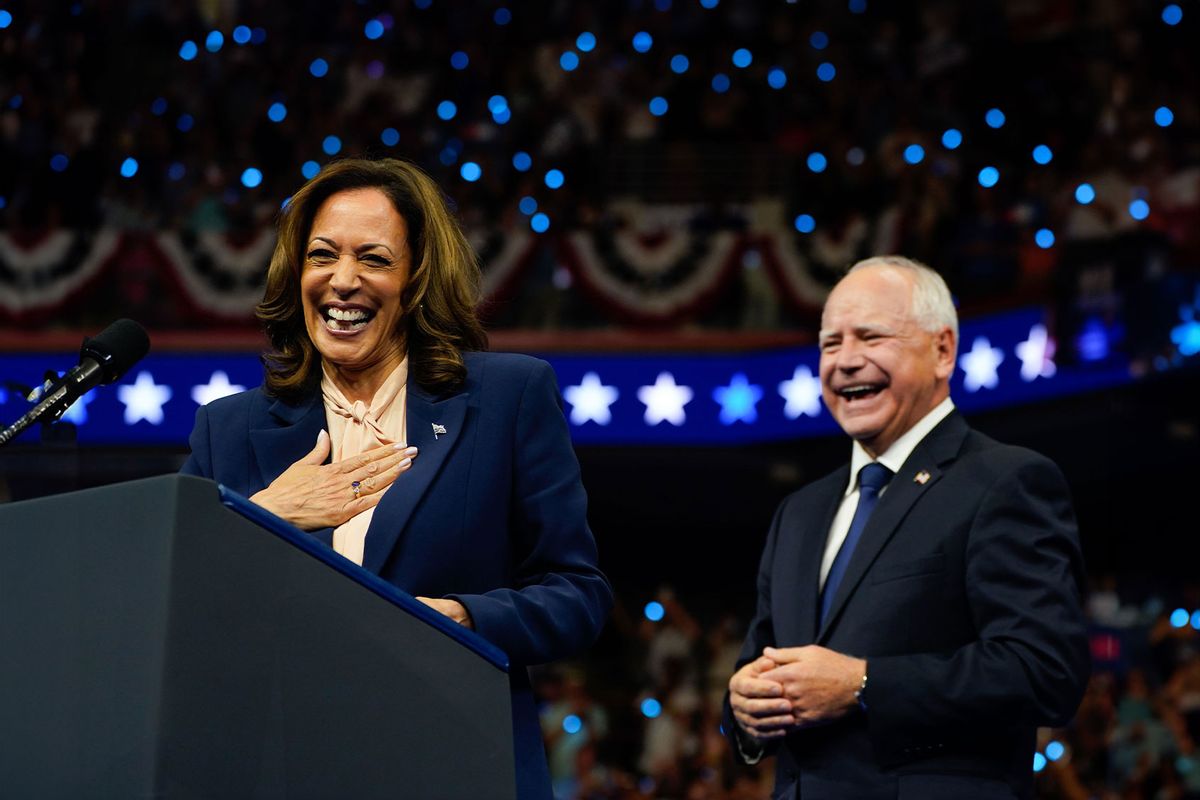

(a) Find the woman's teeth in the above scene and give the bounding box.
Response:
[323,307,371,331]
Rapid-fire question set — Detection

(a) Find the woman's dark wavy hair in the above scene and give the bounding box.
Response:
[257,158,487,400]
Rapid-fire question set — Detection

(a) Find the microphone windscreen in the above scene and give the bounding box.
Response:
[81,319,151,383]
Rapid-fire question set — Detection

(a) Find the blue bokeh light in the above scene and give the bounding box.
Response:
[732,48,752,68]
[641,698,662,719]
[1046,741,1066,761]
[671,54,690,74]
[1032,145,1053,164]
[119,157,138,178]
[364,19,384,40]
[437,100,457,120]
[0,9,11,28]
[767,68,787,89]
[301,160,320,180]
[1129,199,1150,220]
[179,40,198,61]
[1035,229,1055,249]
[544,169,565,189]
[1192,611,1200,630]
[978,166,1000,188]
[1163,4,1183,25]
[1033,753,1047,772]
[1171,608,1190,627]
[232,25,251,45]
[309,58,329,77]
[700,0,719,8]
[1077,317,1111,361]
[460,162,482,182]
[322,135,342,155]
[380,127,399,146]
[560,51,580,71]
[267,102,287,123]
[439,147,457,166]
[712,73,731,93]
[493,7,511,25]
[250,27,267,44]
[577,32,596,52]
[168,162,186,181]
[512,151,532,172]
[649,96,668,116]
[794,214,815,234]
[530,212,550,233]
[450,51,469,70]
[518,196,537,215]
[241,168,263,188]
[151,97,168,116]
[205,30,224,53]
[176,114,194,132]
[633,31,653,53]
[1155,106,1174,127]
[817,62,836,82]
[846,147,865,166]
[50,154,69,172]
[1075,183,1096,204]
[488,95,509,114]
[810,31,829,50]
[942,128,963,149]
[985,108,1006,128]
[562,714,583,734]
[644,601,665,622]
[903,144,925,165]
[807,152,827,173]
[849,0,867,12]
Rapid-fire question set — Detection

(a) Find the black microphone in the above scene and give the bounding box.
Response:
[0,319,150,446]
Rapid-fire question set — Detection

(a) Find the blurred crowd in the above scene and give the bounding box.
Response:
[541,581,1200,799]
[1,0,1198,336]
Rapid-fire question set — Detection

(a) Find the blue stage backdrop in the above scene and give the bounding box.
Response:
[0,307,1133,446]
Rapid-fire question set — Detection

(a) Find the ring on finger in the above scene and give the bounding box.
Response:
[351,480,362,500]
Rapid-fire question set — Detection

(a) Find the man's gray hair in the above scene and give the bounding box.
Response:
[846,255,958,342]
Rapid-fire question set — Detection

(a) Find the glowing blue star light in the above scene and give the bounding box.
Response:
[713,374,763,424]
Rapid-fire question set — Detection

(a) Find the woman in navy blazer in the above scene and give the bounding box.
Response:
[182,158,611,799]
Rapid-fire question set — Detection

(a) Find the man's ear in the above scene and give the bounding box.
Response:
[933,327,956,380]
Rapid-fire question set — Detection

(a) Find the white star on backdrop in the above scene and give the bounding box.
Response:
[61,389,96,425]
[563,372,619,426]
[118,371,173,425]
[192,370,246,406]
[1015,324,1057,382]
[778,365,823,419]
[637,372,693,426]
[959,336,1005,392]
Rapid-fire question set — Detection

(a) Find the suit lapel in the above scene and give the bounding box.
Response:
[361,382,469,574]
[791,469,847,645]
[250,391,327,491]
[817,413,969,642]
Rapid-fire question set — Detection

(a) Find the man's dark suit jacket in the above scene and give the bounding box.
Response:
[182,351,612,800]
[723,412,1089,800]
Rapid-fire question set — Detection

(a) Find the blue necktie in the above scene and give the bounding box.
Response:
[821,462,894,625]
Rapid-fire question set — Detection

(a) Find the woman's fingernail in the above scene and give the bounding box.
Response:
[398,457,412,468]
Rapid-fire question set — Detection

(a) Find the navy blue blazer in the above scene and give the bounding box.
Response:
[723,413,1089,800]
[182,351,612,800]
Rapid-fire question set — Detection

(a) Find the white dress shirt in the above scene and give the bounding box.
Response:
[818,397,956,589]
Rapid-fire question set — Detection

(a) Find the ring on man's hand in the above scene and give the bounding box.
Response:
[351,480,362,500]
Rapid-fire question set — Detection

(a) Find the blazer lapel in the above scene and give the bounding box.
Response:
[250,391,328,491]
[817,413,969,642]
[361,382,469,574]
[791,469,847,645]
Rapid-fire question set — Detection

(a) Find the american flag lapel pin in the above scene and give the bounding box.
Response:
[432,422,447,439]
[914,470,931,485]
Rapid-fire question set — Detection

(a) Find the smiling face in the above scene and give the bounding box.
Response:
[818,265,955,457]
[300,187,411,392]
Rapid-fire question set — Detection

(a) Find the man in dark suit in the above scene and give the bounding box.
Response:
[724,256,1089,799]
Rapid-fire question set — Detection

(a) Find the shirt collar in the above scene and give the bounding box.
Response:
[845,396,955,496]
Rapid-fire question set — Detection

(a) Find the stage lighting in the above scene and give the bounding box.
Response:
[633,31,653,53]
[450,51,468,70]
[810,31,829,50]
[560,51,579,71]
[179,41,198,61]
[794,214,815,233]
[903,144,924,164]
[544,169,565,189]
[301,161,320,180]
[460,162,482,182]
[942,128,963,149]
[577,32,597,52]
[1032,145,1052,164]
[322,135,341,155]
[807,152,827,173]
[120,158,138,178]
[817,62,836,81]
[531,213,551,233]
[380,128,399,146]
[1075,183,1095,204]
[732,48,752,68]
[978,166,999,187]
[309,58,329,77]
[985,108,1005,128]
[712,73,731,93]
[512,151,532,171]
[767,68,787,89]
[649,96,668,116]
[671,54,689,74]
[267,102,287,123]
